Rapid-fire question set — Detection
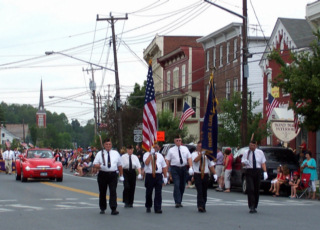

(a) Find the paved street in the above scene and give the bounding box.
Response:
[1,171,319,230]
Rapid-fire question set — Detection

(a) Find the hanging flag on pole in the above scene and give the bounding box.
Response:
[266,93,280,119]
[142,60,157,152]
[179,102,195,130]
[201,72,218,160]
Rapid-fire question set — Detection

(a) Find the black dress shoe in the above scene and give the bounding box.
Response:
[198,207,205,213]
[175,203,183,208]
[124,204,130,208]
[155,210,162,214]
[129,204,133,208]
[100,210,105,214]
[146,208,151,213]
[111,210,119,215]
[249,208,255,213]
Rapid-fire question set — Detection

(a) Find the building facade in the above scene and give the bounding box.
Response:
[197,23,268,114]
[143,35,202,113]
[259,17,316,154]
[157,45,205,139]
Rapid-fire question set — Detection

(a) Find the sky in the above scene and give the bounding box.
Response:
[0,0,312,125]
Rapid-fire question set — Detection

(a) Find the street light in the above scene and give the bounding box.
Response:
[45,51,116,72]
[204,0,249,146]
[45,51,124,148]
[48,96,93,105]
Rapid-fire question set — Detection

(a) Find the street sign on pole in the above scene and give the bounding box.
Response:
[133,129,142,135]
[134,135,142,143]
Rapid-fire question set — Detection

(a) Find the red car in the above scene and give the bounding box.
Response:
[15,148,63,182]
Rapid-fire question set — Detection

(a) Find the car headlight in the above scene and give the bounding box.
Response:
[25,166,31,171]
[56,166,61,170]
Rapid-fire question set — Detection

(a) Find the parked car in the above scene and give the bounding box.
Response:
[15,148,63,182]
[230,146,299,194]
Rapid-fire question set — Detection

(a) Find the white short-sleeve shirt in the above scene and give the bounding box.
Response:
[166,145,191,166]
[93,149,122,172]
[121,153,141,169]
[241,148,266,169]
[191,151,214,174]
[143,152,167,174]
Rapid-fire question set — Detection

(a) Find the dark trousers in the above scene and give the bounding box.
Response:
[123,169,137,205]
[145,173,163,211]
[245,169,261,209]
[171,166,187,204]
[97,171,118,211]
[194,173,209,209]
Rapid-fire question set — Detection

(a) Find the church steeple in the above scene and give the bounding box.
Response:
[38,80,45,112]
[36,80,46,128]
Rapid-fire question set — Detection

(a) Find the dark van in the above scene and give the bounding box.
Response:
[230,146,299,193]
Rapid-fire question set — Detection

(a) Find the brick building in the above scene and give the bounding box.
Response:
[197,22,268,114]
[259,17,317,155]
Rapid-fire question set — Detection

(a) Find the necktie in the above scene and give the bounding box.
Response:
[102,150,106,166]
[252,151,256,169]
[129,155,132,170]
[178,147,183,165]
[107,151,111,168]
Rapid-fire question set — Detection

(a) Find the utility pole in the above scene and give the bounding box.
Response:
[204,0,249,146]
[83,65,101,137]
[241,0,248,146]
[97,13,128,149]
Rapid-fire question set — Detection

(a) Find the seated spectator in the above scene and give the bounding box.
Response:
[289,171,300,198]
[269,166,282,192]
[273,165,290,197]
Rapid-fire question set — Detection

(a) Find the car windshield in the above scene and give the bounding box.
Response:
[263,149,297,164]
[27,150,53,159]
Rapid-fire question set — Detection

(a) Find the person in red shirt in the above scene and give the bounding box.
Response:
[223,148,233,193]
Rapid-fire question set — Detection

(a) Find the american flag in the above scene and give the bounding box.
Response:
[142,62,157,152]
[179,102,195,130]
[294,101,305,133]
[266,93,280,119]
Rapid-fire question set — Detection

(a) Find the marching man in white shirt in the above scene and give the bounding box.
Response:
[3,146,15,175]
[93,138,124,215]
[241,140,268,214]
[166,134,193,208]
[192,141,217,213]
[121,145,142,208]
[143,143,168,214]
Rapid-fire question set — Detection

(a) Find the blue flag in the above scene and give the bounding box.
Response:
[201,73,218,161]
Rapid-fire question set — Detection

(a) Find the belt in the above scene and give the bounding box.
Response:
[123,169,136,171]
[171,165,186,168]
[146,173,162,175]
[99,171,117,174]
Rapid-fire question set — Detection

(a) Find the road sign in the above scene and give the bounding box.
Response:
[134,129,142,135]
[134,135,142,143]
[157,131,165,141]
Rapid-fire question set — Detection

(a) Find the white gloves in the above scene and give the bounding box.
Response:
[201,151,206,155]
[163,177,168,185]
[137,174,143,180]
[119,176,124,182]
[213,174,218,182]
[150,148,155,154]
[188,167,194,175]
[263,172,268,180]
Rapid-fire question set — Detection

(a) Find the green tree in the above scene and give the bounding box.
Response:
[157,110,192,144]
[0,104,6,125]
[127,81,146,109]
[269,32,320,131]
[218,92,269,147]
